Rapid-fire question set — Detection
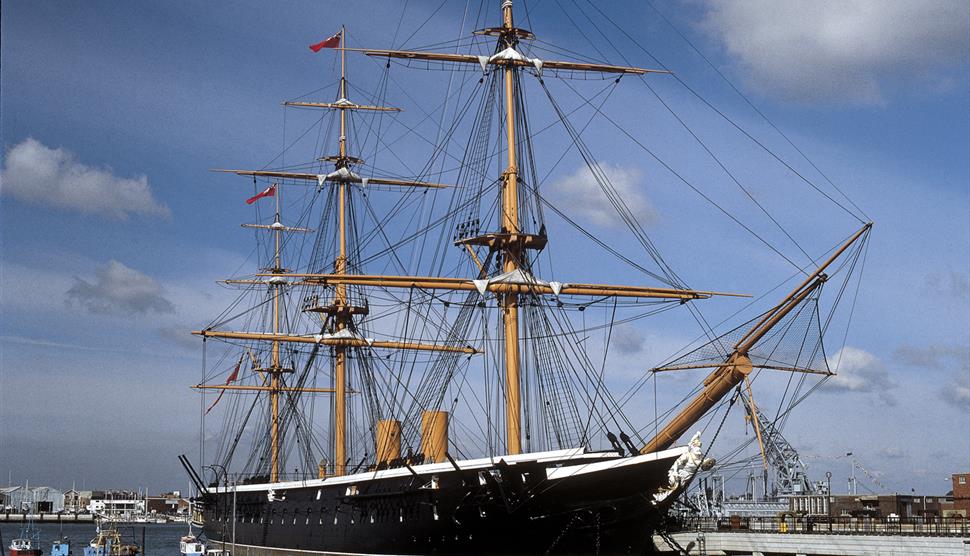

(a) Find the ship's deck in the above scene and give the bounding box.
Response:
[212,445,689,493]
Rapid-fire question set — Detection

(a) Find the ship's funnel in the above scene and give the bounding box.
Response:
[376,419,402,465]
[421,410,449,463]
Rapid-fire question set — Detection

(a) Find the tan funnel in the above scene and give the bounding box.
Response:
[376,419,402,465]
[421,410,449,463]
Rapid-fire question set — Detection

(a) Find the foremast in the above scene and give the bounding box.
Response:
[197,25,456,479]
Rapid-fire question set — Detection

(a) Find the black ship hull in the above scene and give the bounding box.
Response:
[200,447,688,555]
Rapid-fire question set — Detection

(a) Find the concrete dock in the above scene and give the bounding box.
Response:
[654,516,970,555]
[654,530,970,555]
[0,513,96,522]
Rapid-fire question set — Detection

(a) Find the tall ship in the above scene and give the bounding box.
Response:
[186,2,871,554]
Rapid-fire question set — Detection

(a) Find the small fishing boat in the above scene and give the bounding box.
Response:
[179,519,205,556]
[179,534,205,556]
[8,538,42,556]
[82,522,139,556]
[49,538,71,556]
[10,484,42,556]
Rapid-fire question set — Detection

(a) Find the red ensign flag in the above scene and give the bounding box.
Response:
[309,33,340,52]
[205,358,242,415]
[245,184,276,204]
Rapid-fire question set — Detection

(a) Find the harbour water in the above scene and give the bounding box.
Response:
[1,522,188,556]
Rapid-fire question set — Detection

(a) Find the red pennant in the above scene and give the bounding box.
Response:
[309,33,340,52]
[245,184,276,205]
[205,358,242,415]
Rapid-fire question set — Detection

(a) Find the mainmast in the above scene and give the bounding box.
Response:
[499,0,524,454]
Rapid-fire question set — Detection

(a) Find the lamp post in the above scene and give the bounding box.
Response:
[846,452,856,495]
[826,471,833,521]
[203,464,228,551]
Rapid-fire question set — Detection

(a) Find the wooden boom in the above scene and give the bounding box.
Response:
[263,273,747,300]
[351,48,668,76]
[212,169,449,189]
[192,330,477,354]
[283,101,401,112]
[641,222,871,454]
[194,384,338,394]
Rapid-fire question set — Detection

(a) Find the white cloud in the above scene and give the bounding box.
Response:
[551,163,657,229]
[66,260,175,315]
[924,271,970,300]
[824,346,896,403]
[158,325,203,350]
[877,445,907,460]
[1,137,169,219]
[940,372,970,410]
[610,324,645,355]
[700,0,970,104]
[894,343,969,369]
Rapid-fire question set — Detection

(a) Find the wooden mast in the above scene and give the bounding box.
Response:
[641,223,872,454]
[333,24,350,476]
[269,183,283,482]
[499,0,523,455]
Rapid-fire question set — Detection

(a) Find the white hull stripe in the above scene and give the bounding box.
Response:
[215,445,688,494]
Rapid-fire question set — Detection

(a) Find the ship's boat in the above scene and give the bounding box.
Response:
[185,1,871,554]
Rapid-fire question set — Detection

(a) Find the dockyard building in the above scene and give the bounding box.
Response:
[0,486,64,513]
[827,494,948,518]
[951,473,970,517]
[0,486,22,511]
[146,492,189,516]
[87,490,145,518]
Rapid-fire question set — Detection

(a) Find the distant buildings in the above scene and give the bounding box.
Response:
[949,472,969,517]
[146,491,190,516]
[1,486,189,518]
[63,489,89,513]
[787,472,970,519]
[827,493,948,518]
[86,491,145,518]
[0,486,65,513]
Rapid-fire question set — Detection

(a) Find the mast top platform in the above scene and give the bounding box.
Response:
[473,27,534,41]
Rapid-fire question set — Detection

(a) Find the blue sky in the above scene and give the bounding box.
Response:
[2,1,968,495]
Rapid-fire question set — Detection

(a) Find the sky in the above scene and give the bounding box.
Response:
[1,0,968,496]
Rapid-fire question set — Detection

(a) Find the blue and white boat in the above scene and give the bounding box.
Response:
[49,539,70,556]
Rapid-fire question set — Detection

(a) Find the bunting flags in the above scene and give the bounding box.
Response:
[246,184,276,204]
[205,357,242,415]
[309,32,341,52]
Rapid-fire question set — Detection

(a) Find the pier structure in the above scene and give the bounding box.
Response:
[0,512,96,522]
[654,516,970,555]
